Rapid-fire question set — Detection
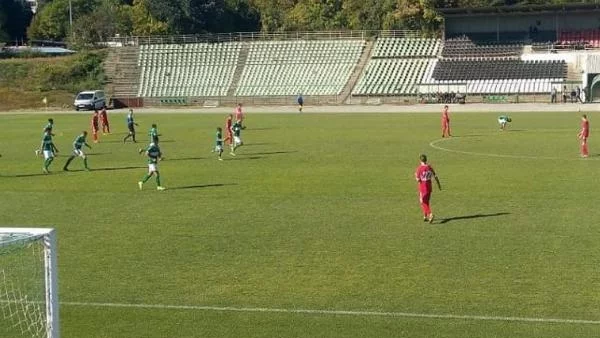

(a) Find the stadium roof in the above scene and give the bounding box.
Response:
[2,46,75,55]
[439,3,600,17]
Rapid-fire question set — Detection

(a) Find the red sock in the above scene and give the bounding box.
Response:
[93,132,98,142]
[583,143,589,156]
[421,202,431,216]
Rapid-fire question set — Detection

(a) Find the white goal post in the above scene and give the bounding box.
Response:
[0,228,59,338]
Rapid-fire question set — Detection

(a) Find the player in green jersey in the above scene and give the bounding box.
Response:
[138,142,166,191]
[229,120,243,156]
[45,118,55,135]
[40,128,59,174]
[498,115,512,131]
[214,127,224,160]
[63,131,92,171]
[149,124,160,144]
[35,118,55,156]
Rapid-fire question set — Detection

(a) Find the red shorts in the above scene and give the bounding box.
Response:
[419,191,431,204]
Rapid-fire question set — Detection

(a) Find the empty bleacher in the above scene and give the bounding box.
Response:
[420,59,566,94]
[353,59,434,95]
[441,36,523,59]
[372,37,440,58]
[352,37,440,95]
[432,59,566,80]
[137,43,241,97]
[235,40,365,96]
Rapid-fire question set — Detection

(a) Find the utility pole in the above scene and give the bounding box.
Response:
[69,0,73,39]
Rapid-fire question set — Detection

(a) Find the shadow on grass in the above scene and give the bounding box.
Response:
[167,157,207,162]
[86,152,112,156]
[10,172,54,178]
[224,156,262,161]
[169,183,238,190]
[238,151,297,156]
[90,166,146,172]
[438,212,510,224]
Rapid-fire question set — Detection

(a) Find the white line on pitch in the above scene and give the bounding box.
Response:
[60,301,600,325]
[429,138,598,161]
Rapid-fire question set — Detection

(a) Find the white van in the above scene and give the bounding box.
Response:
[74,90,106,111]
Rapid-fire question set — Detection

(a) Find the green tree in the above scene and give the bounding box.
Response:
[249,0,296,32]
[71,0,133,46]
[389,0,442,35]
[28,0,98,41]
[343,0,396,30]
[142,0,228,34]
[131,0,168,36]
[0,0,33,43]
[220,0,260,32]
[284,0,346,31]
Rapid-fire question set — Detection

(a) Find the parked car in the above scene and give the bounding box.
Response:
[74,90,105,111]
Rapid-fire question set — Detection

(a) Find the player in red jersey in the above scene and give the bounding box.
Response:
[99,107,110,134]
[235,103,245,129]
[577,114,590,158]
[91,110,100,143]
[415,154,442,223]
[223,114,233,146]
[441,105,451,138]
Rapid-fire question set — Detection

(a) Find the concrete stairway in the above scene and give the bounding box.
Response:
[226,43,250,97]
[339,39,374,103]
[104,47,140,98]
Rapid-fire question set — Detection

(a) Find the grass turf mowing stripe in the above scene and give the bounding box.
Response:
[60,301,600,325]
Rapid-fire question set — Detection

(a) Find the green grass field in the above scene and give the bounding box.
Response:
[1,111,600,338]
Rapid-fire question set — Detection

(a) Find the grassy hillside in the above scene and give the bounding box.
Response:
[0,50,106,111]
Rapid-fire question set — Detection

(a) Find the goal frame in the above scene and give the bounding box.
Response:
[0,227,59,338]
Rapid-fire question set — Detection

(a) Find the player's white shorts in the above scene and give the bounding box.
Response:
[148,163,158,172]
[43,150,54,159]
[233,136,242,146]
[214,145,223,152]
[73,149,85,157]
[498,119,507,125]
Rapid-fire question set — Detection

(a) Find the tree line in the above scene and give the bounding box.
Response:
[0,0,594,46]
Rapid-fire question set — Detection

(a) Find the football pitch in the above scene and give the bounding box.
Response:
[1,111,600,338]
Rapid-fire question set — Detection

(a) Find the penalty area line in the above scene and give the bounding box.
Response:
[61,301,600,325]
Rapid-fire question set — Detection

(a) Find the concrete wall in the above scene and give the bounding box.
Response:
[446,12,600,35]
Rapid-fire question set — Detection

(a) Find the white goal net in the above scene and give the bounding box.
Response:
[0,228,59,338]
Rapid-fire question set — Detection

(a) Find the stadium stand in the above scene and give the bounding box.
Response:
[371,37,440,57]
[137,42,241,97]
[420,59,566,94]
[235,40,365,96]
[352,37,440,95]
[432,59,566,80]
[558,29,600,48]
[441,36,523,59]
[353,59,435,95]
